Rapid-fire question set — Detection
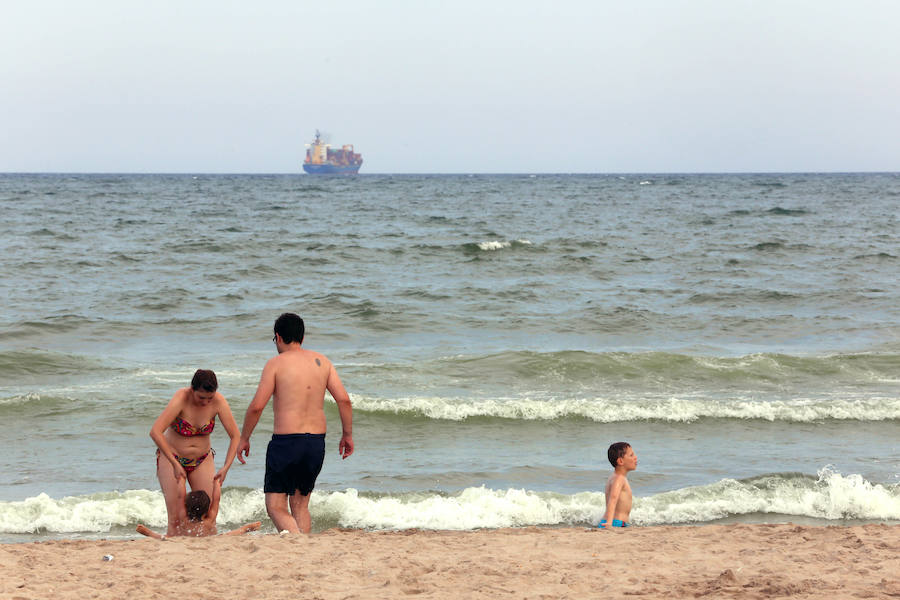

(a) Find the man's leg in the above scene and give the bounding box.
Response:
[265,492,300,533]
[288,490,312,534]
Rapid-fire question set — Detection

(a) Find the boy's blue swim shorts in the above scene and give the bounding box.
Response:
[598,519,629,528]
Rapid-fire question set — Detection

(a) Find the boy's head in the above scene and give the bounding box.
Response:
[274,312,305,345]
[185,490,211,521]
[607,442,636,470]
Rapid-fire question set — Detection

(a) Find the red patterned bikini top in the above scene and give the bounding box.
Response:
[171,416,215,436]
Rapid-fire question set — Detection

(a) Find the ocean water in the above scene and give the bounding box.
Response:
[1,172,899,542]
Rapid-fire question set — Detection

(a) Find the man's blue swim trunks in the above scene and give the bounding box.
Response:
[264,433,325,496]
[598,519,629,528]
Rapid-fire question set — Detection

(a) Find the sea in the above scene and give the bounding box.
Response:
[1,172,899,542]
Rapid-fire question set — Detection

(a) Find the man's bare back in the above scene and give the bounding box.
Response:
[238,339,353,457]
[269,348,333,434]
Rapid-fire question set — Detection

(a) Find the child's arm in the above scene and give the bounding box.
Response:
[136,524,165,540]
[221,521,262,536]
[207,477,222,522]
[600,475,626,528]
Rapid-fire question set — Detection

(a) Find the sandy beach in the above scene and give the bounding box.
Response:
[2,524,898,599]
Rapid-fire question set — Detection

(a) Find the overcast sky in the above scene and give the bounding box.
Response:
[2,1,898,173]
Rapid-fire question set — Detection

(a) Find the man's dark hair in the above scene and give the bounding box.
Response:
[191,369,218,392]
[274,312,305,344]
[185,490,211,522]
[607,442,631,468]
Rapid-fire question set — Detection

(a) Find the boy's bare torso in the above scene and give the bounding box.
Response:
[270,348,331,434]
[605,473,633,521]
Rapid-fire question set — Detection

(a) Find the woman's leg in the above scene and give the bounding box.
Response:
[186,450,215,499]
[156,453,185,537]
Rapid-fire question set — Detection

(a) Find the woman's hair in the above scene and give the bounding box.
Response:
[274,312,305,344]
[191,369,218,392]
[185,490,211,521]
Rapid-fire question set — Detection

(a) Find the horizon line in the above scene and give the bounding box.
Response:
[2,170,898,176]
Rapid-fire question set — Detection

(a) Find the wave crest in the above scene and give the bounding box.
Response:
[351,394,900,422]
[1,470,895,535]
[0,488,265,534]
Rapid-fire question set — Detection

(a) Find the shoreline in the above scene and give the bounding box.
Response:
[3,524,898,599]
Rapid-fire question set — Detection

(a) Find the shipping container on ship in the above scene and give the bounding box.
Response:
[302,130,363,174]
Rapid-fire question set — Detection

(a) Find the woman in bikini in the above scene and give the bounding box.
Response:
[150,369,241,537]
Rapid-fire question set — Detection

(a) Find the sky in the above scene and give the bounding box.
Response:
[2,1,899,173]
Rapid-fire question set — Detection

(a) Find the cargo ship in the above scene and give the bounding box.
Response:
[302,130,363,174]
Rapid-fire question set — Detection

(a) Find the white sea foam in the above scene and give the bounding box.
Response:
[476,239,532,251]
[0,488,264,534]
[0,393,42,406]
[321,469,900,528]
[639,468,900,524]
[314,488,602,530]
[3,470,896,535]
[350,394,900,422]
[477,241,510,251]
[0,490,163,534]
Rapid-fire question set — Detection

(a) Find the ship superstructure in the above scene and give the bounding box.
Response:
[302,130,363,174]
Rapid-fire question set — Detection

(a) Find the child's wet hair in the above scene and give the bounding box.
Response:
[185,490,211,521]
[607,442,631,467]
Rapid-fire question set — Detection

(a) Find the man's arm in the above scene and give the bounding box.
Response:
[213,393,242,482]
[237,359,277,462]
[327,363,353,459]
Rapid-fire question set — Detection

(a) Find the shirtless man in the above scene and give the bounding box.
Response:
[598,442,637,529]
[237,313,354,534]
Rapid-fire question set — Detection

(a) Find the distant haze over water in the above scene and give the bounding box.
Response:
[1,173,899,541]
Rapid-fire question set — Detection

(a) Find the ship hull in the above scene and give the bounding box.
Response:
[302,163,361,175]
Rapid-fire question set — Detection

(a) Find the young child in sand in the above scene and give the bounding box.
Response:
[136,478,260,539]
[598,441,637,529]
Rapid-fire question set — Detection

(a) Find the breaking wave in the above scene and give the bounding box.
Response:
[351,394,900,423]
[2,469,895,536]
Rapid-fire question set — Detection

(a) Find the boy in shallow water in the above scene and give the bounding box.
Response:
[136,478,260,539]
[598,441,637,529]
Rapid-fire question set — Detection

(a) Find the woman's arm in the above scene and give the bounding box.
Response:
[213,393,242,483]
[149,389,189,481]
[174,477,188,524]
